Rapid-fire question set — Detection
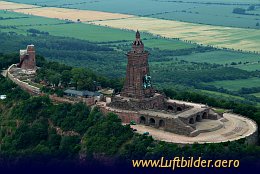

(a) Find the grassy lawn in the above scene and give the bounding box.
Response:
[206,78,260,91]
[213,108,226,114]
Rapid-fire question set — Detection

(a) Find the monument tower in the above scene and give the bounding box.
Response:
[121,31,154,99]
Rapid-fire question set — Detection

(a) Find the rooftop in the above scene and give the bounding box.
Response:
[0,95,7,100]
[64,89,101,97]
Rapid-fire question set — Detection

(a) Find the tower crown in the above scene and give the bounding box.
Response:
[27,44,35,51]
[132,30,144,52]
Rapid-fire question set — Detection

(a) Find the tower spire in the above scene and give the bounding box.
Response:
[136,30,140,39]
[132,30,144,52]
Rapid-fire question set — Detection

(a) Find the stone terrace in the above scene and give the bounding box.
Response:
[130,113,258,144]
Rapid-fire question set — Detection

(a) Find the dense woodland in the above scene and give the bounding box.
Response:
[35,57,124,93]
[0,53,260,170]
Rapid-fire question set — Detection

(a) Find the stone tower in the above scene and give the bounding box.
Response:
[18,44,36,70]
[121,31,154,99]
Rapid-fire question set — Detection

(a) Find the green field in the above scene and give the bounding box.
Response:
[178,50,260,65]
[235,62,260,71]
[252,92,260,98]
[176,50,260,71]
[0,10,194,50]
[199,89,245,100]
[206,77,260,91]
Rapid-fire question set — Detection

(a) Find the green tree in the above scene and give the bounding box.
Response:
[233,8,246,14]
[61,70,72,87]
[49,73,61,87]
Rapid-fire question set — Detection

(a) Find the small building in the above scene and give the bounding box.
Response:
[93,81,102,91]
[99,88,114,97]
[0,95,7,100]
[64,89,103,105]
[64,89,101,98]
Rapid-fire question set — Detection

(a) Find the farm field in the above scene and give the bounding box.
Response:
[7,0,260,29]
[176,50,260,64]
[0,10,193,50]
[206,78,260,91]
[92,17,260,53]
[176,50,260,71]
[13,6,134,22]
[1,1,260,52]
[150,4,260,29]
[0,0,36,9]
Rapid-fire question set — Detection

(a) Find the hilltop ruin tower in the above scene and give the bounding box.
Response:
[18,44,36,70]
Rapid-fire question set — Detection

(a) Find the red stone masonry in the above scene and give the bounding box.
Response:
[18,44,36,70]
[121,31,155,99]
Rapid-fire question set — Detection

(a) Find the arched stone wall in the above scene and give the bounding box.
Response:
[177,107,182,111]
[140,116,146,124]
[149,118,156,126]
[196,115,202,122]
[165,101,192,113]
[189,117,195,124]
[153,102,158,109]
[202,112,208,119]
[159,120,165,127]
[168,105,174,111]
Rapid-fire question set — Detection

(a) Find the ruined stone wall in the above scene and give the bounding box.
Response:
[20,45,36,70]
[178,108,210,125]
[49,95,76,104]
[165,118,195,136]
[165,100,193,112]
[138,113,195,136]
[81,97,95,106]
[99,106,140,123]
[51,95,97,106]
[7,65,97,106]
[100,104,195,136]
[109,94,165,110]
[7,65,40,95]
